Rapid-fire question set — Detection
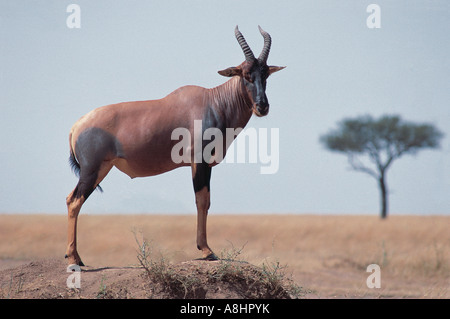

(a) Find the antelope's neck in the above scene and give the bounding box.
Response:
[207,77,253,130]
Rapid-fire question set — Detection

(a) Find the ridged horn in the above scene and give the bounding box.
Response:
[257,25,271,64]
[235,26,255,62]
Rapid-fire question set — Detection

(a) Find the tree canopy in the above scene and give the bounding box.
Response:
[320,114,443,218]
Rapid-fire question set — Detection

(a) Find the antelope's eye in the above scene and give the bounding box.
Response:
[244,74,253,83]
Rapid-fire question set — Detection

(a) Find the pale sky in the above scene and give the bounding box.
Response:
[1,1,449,215]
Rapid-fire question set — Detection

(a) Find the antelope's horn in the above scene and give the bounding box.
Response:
[235,26,255,62]
[257,25,271,64]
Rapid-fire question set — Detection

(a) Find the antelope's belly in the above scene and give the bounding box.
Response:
[112,152,188,178]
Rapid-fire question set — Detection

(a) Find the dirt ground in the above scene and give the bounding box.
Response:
[0,214,448,299]
[0,258,299,299]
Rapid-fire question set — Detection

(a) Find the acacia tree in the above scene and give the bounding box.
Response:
[320,115,443,218]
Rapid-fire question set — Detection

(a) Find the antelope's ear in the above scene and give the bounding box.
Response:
[218,66,242,77]
[268,65,286,75]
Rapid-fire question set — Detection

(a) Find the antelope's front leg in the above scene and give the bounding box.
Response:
[192,162,217,260]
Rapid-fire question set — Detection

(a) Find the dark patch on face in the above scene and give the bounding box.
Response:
[242,61,270,114]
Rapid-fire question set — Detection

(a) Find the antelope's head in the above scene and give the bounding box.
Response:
[218,26,285,117]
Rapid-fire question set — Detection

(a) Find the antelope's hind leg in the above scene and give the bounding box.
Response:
[65,161,113,266]
[65,188,84,266]
[192,162,218,261]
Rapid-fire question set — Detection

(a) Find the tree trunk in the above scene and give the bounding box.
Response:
[378,175,388,219]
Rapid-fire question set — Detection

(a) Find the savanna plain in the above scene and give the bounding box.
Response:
[0,214,448,298]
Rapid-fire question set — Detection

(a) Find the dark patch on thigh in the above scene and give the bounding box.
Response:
[74,127,124,168]
[72,127,124,199]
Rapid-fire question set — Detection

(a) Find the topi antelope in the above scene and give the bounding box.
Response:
[65,26,285,265]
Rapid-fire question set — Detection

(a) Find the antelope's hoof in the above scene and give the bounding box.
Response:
[65,254,85,266]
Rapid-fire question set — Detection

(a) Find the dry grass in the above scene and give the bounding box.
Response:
[0,214,448,298]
